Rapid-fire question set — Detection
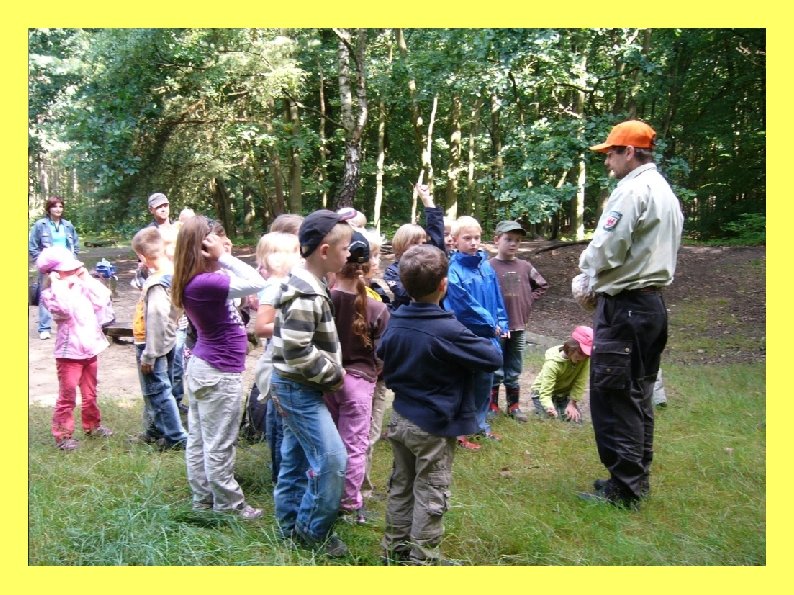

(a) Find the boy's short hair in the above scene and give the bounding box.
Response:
[299,209,352,257]
[270,213,304,235]
[451,215,481,238]
[392,223,426,259]
[399,244,448,299]
[178,207,196,224]
[362,228,383,253]
[132,227,164,259]
[256,232,300,276]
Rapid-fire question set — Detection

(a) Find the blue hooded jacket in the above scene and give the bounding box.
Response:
[377,302,502,437]
[444,250,509,351]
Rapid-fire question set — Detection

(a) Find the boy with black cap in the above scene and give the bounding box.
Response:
[325,230,390,524]
[270,209,353,557]
[489,220,548,422]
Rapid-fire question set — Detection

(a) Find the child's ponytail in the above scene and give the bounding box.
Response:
[340,261,373,350]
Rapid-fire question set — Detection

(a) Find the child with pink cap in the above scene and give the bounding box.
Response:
[530,326,593,422]
[36,246,114,450]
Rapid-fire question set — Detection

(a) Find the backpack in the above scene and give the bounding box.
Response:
[239,382,268,443]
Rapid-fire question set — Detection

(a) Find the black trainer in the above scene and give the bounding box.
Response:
[294,529,349,558]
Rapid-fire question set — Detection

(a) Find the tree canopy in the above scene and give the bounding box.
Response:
[28,28,765,241]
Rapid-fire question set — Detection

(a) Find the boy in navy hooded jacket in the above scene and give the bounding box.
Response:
[377,244,501,565]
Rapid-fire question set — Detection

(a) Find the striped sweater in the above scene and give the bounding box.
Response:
[271,266,344,392]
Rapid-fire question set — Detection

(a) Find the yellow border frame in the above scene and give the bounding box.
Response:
[9,4,779,592]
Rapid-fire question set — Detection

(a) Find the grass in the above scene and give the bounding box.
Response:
[28,359,765,566]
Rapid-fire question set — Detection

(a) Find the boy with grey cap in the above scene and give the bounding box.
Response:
[488,220,548,422]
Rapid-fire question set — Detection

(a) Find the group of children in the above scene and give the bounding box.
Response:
[34,186,597,564]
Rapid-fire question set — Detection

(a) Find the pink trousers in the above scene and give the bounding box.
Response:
[53,356,101,441]
[324,373,375,511]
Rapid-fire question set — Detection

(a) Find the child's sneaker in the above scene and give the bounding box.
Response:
[56,438,79,451]
[294,529,349,558]
[86,426,113,438]
[507,404,528,423]
[237,503,263,520]
[457,437,481,451]
[475,430,501,441]
[486,402,500,419]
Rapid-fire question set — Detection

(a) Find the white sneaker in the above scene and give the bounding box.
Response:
[39,331,51,340]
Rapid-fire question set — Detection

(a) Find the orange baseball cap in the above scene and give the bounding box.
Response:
[590,120,656,153]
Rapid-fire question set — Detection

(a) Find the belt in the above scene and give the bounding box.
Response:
[626,286,661,294]
[600,286,662,298]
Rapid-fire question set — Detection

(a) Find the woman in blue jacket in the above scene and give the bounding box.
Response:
[29,197,80,340]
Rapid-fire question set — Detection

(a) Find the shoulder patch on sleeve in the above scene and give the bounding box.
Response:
[603,210,623,231]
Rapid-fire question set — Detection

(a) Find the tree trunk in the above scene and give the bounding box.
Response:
[485,91,503,225]
[412,95,438,223]
[372,32,392,233]
[445,94,462,220]
[209,177,234,237]
[334,28,368,208]
[318,63,329,208]
[397,29,424,158]
[242,187,256,235]
[464,98,483,217]
[573,156,586,240]
[265,98,285,215]
[626,29,653,119]
[570,44,587,240]
[287,98,302,213]
[374,98,387,233]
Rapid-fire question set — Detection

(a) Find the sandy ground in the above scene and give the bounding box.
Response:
[28,250,263,408]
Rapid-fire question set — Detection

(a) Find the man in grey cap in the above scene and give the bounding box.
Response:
[577,120,683,508]
[147,193,172,229]
[133,193,173,288]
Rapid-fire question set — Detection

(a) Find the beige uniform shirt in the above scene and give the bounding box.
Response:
[579,163,684,296]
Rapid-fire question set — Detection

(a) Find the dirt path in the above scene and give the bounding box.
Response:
[28,241,765,407]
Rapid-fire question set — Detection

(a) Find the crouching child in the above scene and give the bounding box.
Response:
[377,244,502,565]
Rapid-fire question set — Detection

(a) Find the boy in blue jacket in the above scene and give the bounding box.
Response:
[444,216,509,449]
[377,244,501,565]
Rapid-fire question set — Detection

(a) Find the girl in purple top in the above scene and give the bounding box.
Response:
[172,216,266,520]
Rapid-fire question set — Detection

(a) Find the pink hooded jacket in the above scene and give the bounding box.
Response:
[40,274,110,360]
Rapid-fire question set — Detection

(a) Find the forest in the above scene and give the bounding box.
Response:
[28,28,765,242]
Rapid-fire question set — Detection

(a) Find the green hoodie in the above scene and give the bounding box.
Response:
[530,345,590,409]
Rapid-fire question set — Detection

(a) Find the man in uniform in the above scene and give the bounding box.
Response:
[578,120,684,508]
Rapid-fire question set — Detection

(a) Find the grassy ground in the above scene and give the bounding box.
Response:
[28,359,764,566]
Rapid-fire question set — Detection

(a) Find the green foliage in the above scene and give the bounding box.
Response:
[29,28,764,240]
[722,213,766,245]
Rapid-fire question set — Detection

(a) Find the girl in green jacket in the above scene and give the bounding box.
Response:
[530,326,593,422]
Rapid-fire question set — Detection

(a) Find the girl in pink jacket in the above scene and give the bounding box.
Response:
[37,246,113,450]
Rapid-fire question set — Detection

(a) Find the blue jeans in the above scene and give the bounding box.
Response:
[266,398,284,482]
[136,344,187,445]
[493,330,526,390]
[271,372,347,541]
[172,327,186,404]
[473,370,494,434]
[37,272,51,333]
